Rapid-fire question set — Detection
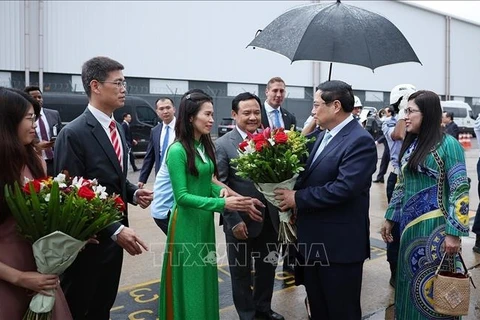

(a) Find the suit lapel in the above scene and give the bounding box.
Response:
[304,120,357,177]
[85,110,123,176]
[153,123,163,164]
[229,128,244,148]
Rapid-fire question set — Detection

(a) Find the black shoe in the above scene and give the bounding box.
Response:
[133,168,140,172]
[255,310,285,320]
[373,178,384,183]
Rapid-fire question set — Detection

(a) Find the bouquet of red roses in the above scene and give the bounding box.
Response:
[4,172,123,320]
[231,127,314,243]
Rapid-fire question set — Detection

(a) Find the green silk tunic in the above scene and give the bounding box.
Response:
[159,141,225,320]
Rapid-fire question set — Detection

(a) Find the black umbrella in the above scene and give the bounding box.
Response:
[247,0,421,79]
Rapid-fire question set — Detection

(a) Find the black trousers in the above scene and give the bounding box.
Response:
[304,261,364,320]
[128,148,138,171]
[386,172,400,274]
[61,238,123,320]
[153,211,171,235]
[376,142,390,180]
[226,215,278,320]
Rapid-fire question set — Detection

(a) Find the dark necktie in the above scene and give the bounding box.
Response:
[38,114,54,159]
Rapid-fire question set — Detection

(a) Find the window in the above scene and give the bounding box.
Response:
[136,106,158,125]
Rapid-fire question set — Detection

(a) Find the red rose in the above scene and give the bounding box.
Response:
[23,180,41,194]
[77,186,96,201]
[252,133,266,144]
[255,140,267,152]
[274,131,288,144]
[114,196,126,212]
[239,140,249,151]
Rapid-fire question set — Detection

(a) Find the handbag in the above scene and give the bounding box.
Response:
[433,252,476,316]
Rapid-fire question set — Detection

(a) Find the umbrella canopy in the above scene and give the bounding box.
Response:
[247,0,421,73]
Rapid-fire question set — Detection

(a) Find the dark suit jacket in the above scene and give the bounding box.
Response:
[294,119,377,264]
[261,104,297,131]
[43,108,62,138]
[445,121,459,140]
[215,128,280,237]
[139,123,162,183]
[121,121,133,147]
[54,108,137,236]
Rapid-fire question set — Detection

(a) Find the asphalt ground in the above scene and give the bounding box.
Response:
[110,139,480,320]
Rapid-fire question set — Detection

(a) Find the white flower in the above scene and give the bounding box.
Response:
[268,138,275,146]
[23,177,31,185]
[93,184,108,200]
[53,173,67,188]
[44,193,51,202]
[244,144,255,154]
[71,176,84,189]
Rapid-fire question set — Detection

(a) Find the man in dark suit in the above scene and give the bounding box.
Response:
[275,80,377,320]
[121,112,139,172]
[54,56,153,320]
[261,76,297,274]
[261,77,296,131]
[137,97,176,188]
[442,111,459,139]
[215,92,284,320]
[24,85,62,176]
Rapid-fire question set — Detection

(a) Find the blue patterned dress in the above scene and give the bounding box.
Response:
[385,134,470,319]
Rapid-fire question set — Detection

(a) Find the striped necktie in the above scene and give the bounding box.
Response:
[109,120,123,169]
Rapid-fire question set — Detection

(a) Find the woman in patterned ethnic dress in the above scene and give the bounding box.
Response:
[159,91,253,320]
[381,90,470,320]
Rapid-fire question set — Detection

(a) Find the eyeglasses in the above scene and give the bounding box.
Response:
[100,80,127,88]
[405,107,421,115]
[25,114,37,124]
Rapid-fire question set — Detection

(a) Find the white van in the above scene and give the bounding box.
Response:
[440,101,476,134]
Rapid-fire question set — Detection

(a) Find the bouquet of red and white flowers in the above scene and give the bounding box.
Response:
[231,127,314,243]
[4,172,123,320]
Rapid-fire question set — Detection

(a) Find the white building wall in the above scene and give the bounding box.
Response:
[0,1,25,71]
[449,19,480,97]
[1,1,479,97]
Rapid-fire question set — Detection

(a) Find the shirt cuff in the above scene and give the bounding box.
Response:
[132,189,139,205]
[111,225,125,241]
[232,222,242,231]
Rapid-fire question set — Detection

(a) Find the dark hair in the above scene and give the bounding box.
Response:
[154,97,174,107]
[444,111,454,121]
[232,92,261,113]
[82,56,124,97]
[0,88,44,223]
[175,91,217,177]
[385,106,395,116]
[122,113,130,119]
[24,85,42,94]
[399,90,444,171]
[316,80,355,112]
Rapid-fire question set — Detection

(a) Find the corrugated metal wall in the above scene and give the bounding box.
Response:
[0,1,24,71]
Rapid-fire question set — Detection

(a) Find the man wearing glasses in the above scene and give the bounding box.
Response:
[24,85,62,176]
[54,56,153,319]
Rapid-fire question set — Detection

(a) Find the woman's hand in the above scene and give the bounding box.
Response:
[15,271,59,296]
[444,235,461,254]
[225,196,253,211]
[380,220,395,243]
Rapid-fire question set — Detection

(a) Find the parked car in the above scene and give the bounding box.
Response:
[218,118,235,137]
[42,93,158,155]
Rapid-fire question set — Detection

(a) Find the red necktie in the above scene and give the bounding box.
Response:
[38,114,54,159]
[109,120,123,169]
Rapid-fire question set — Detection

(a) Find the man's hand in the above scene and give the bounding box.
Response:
[115,227,148,256]
[137,182,145,189]
[246,198,264,222]
[36,140,55,151]
[232,222,248,240]
[274,189,296,212]
[136,188,153,208]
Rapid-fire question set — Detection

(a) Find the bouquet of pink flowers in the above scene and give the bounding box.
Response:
[4,172,123,320]
[231,127,314,243]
